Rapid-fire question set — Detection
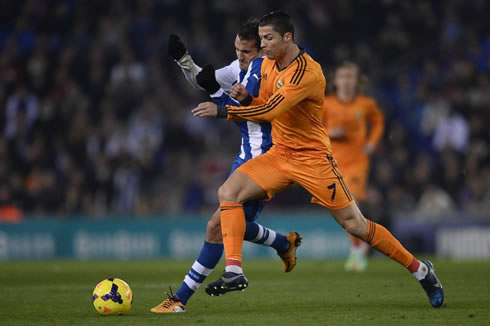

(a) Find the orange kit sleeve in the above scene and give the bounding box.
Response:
[225,71,317,123]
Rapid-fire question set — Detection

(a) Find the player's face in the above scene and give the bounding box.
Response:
[258,25,288,60]
[334,66,358,95]
[235,35,260,71]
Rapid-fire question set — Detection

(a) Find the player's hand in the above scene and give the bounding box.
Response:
[196,65,221,94]
[328,127,345,139]
[192,102,218,118]
[168,34,187,60]
[230,83,249,102]
[364,143,375,155]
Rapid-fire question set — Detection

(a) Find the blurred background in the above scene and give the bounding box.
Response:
[0,0,489,260]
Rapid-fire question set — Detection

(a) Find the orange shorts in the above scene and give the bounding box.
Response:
[237,145,354,211]
[338,163,369,201]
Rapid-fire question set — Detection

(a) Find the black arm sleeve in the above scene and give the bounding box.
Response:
[216,105,229,119]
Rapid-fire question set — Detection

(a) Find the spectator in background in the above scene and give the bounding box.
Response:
[0,0,487,218]
[5,85,39,140]
[415,184,455,221]
[432,108,470,153]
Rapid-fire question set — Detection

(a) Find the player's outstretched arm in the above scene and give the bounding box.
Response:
[192,73,315,122]
[196,65,221,94]
[223,65,320,122]
[226,77,314,122]
[168,34,203,90]
[199,57,265,109]
[168,34,187,61]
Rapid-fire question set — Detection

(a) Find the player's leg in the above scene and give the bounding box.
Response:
[343,170,370,272]
[170,200,294,305]
[205,170,267,296]
[231,155,299,271]
[151,209,224,313]
[329,203,444,308]
[152,200,298,311]
[244,201,288,253]
[344,226,369,272]
[296,154,443,308]
[226,155,294,272]
[207,148,294,295]
[243,200,302,272]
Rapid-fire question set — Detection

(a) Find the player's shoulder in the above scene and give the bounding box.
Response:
[298,51,325,82]
[252,56,265,65]
[302,52,323,72]
[250,56,264,71]
[290,52,324,84]
[217,59,241,77]
[228,59,240,72]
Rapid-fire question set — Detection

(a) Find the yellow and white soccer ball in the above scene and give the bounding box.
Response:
[92,278,133,315]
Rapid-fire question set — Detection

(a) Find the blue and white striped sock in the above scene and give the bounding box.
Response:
[244,222,290,254]
[175,241,223,305]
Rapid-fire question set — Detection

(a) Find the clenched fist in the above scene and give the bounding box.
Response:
[230,83,250,103]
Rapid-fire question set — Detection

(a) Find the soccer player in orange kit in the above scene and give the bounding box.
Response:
[192,11,444,308]
[323,62,384,272]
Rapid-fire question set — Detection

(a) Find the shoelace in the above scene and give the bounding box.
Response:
[162,286,180,308]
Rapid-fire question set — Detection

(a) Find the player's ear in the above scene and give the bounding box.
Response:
[283,32,293,42]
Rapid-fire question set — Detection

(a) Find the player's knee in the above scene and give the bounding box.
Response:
[218,183,239,203]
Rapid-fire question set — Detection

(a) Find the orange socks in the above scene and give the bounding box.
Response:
[363,220,413,267]
[220,202,246,269]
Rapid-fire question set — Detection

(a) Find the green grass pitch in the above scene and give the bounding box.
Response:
[1,259,489,325]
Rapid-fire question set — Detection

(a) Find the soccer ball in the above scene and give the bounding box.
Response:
[92,278,133,315]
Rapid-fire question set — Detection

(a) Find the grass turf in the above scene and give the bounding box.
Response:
[0,259,489,325]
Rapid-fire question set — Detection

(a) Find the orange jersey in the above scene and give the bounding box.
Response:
[322,95,384,168]
[226,51,330,153]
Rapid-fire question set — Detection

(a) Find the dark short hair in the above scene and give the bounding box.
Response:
[238,18,261,50]
[259,11,294,38]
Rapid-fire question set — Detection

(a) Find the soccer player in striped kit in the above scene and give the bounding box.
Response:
[151,19,302,314]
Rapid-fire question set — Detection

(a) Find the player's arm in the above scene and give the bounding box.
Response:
[194,63,241,105]
[168,35,239,93]
[202,57,264,109]
[214,60,240,93]
[227,57,263,105]
[224,71,316,122]
[232,59,268,107]
[364,99,385,154]
[193,72,315,121]
[229,83,267,107]
[168,34,203,90]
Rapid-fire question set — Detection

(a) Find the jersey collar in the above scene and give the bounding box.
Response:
[275,48,305,72]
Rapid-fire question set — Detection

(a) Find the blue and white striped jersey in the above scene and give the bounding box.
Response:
[212,57,272,160]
